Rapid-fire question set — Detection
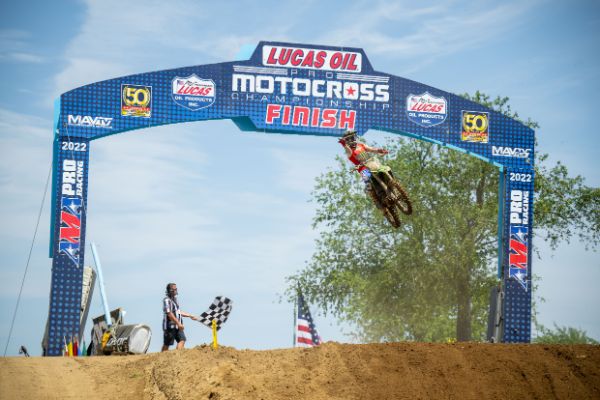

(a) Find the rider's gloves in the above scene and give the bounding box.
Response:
[338,138,346,146]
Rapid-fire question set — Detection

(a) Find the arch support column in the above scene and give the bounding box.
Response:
[501,166,534,342]
[44,135,91,355]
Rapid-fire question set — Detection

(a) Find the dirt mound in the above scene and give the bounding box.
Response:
[1,342,599,399]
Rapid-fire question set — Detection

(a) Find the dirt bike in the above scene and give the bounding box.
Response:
[358,165,412,228]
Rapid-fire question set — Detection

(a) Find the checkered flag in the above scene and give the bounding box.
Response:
[196,296,233,331]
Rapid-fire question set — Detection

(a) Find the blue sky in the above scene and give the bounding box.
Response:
[1,0,598,356]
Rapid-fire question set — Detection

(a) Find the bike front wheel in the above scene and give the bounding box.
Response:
[388,178,413,215]
[382,206,401,228]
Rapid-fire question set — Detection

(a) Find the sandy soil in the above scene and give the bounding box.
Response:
[1,342,599,400]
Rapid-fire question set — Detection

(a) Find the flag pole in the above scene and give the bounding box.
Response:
[212,319,218,349]
[292,293,297,347]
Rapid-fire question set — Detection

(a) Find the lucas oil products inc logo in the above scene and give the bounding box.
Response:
[172,75,216,111]
[121,84,152,117]
[461,111,489,143]
[406,92,447,128]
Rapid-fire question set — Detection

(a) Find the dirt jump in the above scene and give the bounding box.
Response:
[1,342,599,400]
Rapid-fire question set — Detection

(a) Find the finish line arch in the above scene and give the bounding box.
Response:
[45,41,534,355]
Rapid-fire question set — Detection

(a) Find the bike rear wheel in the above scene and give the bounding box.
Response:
[389,178,412,215]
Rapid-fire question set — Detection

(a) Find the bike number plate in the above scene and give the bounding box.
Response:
[360,169,372,182]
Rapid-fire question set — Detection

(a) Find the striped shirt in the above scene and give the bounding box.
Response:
[163,296,182,330]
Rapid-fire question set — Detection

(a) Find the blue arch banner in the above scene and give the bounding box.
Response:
[45,41,534,355]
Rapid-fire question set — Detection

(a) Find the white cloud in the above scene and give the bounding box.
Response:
[319,0,539,73]
[0,29,30,49]
[0,52,45,63]
[0,30,45,64]
[0,108,50,139]
[0,108,53,239]
[54,57,126,94]
[0,109,55,319]
[52,0,381,102]
[53,0,294,95]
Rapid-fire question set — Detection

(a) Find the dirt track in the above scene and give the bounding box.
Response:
[1,342,599,399]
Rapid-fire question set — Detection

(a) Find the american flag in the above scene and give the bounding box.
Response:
[296,291,321,347]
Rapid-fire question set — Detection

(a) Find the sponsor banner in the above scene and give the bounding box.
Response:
[172,75,216,111]
[461,110,489,143]
[492,146,530,158]
[509,225,528,290]
[231,68,389,131]
[406,92,447,128]
[67,115,113,129]
[262,45,362,73]
[59,158,85,266]
[121,84,152,117]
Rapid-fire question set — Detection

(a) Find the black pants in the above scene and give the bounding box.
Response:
[163,327,186,346]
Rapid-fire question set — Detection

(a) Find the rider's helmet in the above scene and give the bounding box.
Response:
[342,130,358,146]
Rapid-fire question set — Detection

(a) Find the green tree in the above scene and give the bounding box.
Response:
[293,140,498,342]
[289,92,598,343]
[534,324,599,344]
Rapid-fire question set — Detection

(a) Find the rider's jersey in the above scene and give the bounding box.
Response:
[348,143,380,173]
[348,143,368,172]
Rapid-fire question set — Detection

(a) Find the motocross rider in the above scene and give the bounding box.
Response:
[338,130,389,209]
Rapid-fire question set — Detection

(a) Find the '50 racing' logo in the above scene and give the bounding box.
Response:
[121,84,152,118]
[461,111,489,143]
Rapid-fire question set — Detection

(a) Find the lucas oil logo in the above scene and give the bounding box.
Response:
[121,84,152,118]
[262,45,362,73]
[461,111,489,143]
[172,75,215,111]
[406,92,447,128]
